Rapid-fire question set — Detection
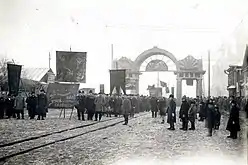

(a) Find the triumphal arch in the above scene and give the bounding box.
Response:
[113,46,205,101]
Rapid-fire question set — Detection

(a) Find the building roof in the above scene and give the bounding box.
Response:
[21,68,53,82]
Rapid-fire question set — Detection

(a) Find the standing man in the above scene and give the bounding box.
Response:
[14,92,25,119]
[167,94,176,130]
[206,99,215,136]
[94,93,105,121]
[131,95,137,117]
[150,96,158,118]
[226,100,240,139]
[179,96,190,130]
[75,91,86,120]
[0,93,5,119]
[158,97,167,124]
[188,100,197,130]
[121,95,131,125]
[37,89,48,120]
[86,90,95,120]
[26,92,37,119]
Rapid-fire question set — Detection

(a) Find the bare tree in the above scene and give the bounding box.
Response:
[0,57,9,90]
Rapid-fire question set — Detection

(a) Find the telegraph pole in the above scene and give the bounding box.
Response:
[49,52,51,69]
[111,44,114,69]
[208,50,211,98]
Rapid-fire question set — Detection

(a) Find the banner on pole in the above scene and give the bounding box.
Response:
[186,79,193,86]
[110,69,126,95]
[7,64,22,96]
[100,84,104,94]
[47,83,79,108]
[56,51,87,83]
[171,87,175,96]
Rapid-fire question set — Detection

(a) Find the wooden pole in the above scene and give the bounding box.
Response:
[208,50,211,98]
[49,52,51,69]
[111,44,114,69]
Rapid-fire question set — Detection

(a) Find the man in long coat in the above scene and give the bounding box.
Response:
[150,96,158,118]
[14,92,25,119]
[26,92,37,119]
[167,94,176,130]
[85,90,95,120]
[226,100,240,139]
[179,96,190,130]
[188,100,197,130]
[75,91,86,120]
[131,95,138,117]
[206,99,215,136]
[158,97,167,124]
[37,89,48,120]
[94,93,105,121]
[121,95,131,125]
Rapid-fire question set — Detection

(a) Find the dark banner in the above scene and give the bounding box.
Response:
[110,69,126,95]
[56,51,87,83]
[7,64,22,96]
[46,83,79,108]
[186,79,193,86]
[149,87,162,97]
[100,84,104,94]
[171,87,175,96]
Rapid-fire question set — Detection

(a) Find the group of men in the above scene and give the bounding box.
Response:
[75,90,151,124]
[0,90,48,120]
[150,95,243,139]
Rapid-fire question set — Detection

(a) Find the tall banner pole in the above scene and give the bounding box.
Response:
[208,50,211,98]
[157,72,160,87]
[111,44,114,69]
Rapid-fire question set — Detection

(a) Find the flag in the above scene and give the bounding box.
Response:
[7,64,22,96]
[160,81,167,87]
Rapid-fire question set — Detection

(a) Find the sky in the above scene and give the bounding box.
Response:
[1,0,248,96]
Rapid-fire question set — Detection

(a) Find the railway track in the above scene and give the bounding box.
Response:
[0,113,147,162]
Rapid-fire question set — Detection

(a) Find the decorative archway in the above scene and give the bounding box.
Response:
[134,46,179,71]
[113,46,205,102]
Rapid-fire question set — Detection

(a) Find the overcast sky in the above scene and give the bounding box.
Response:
[1,0,248,96]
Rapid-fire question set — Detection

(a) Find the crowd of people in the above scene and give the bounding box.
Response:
[0,90,48,120]
[0,88,247,139]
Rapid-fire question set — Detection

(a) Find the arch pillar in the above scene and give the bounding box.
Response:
[176,75,182,103]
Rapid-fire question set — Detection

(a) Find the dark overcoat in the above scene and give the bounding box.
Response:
[36,93,48,116]
[121,98,131,115]
[206,103,215,129]
[158,98,166,116]
[167,99,176,123]
[226,105,240,132]
[150,97,158,112]
[179,101,190,119]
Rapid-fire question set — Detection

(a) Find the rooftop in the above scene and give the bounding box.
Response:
[21,68,54,82]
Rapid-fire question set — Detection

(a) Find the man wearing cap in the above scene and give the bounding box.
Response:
[26,92,37,119]
[121,95,131,125]
[179,96,190,130]
[206,98,215,136]
[37,89,48,120]
[167,94,176,130]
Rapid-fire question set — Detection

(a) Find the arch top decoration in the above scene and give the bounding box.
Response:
[134,46,179,71]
